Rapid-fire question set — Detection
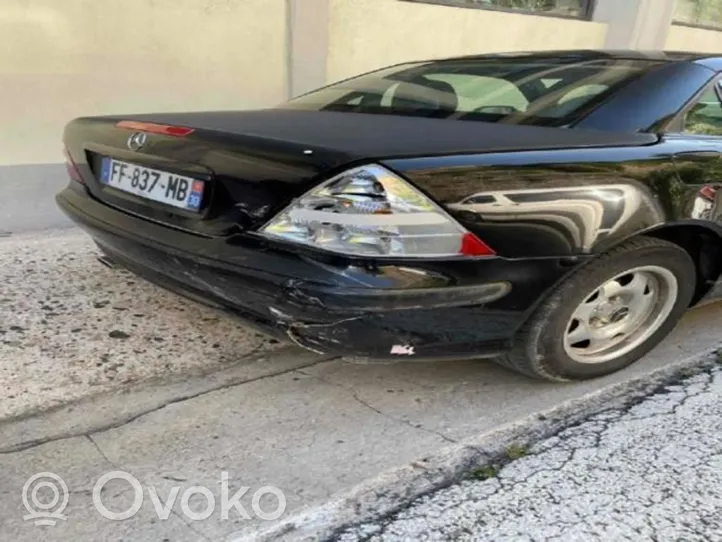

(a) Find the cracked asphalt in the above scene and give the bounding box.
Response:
[1,226,721,541]
[338,366,722,542]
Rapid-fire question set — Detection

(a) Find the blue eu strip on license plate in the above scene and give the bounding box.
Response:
[99,157,204,212]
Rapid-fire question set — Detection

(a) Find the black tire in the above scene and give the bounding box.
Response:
[495,236,697,381]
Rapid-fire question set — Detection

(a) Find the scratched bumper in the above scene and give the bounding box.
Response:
[285,307,520,360]
[280,282,515,359]
[56,184,554,360]
[100,243,516,359]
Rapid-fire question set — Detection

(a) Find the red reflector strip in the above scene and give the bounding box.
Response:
[65,162,84,184]
[64,146,84,184]
[459,232,495,257]
[116,120,195,137]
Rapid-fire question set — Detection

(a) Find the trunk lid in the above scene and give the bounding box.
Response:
[64,115,352,237]
[122,108,657,158]
[64,109,656,236]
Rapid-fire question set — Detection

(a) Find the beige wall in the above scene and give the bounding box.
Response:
[666,24,722,52]
[0,0,288,165]
[594,0,674,49]
[327,0,608,83]
[16,0,706,168]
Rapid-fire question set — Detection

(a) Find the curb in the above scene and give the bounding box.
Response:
[0,346,333,453]
[229,344,722,542]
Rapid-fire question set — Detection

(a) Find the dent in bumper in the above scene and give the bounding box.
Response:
[283,279,512,313]
[56,187,528,360]
[278,304,519,360]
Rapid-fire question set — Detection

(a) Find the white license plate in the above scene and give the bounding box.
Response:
[99,157,204,212]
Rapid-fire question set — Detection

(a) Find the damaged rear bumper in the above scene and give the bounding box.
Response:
[56,185,561,360]
[271,282,515,360]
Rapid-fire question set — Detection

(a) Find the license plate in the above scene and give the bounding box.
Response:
[99,157,204,212]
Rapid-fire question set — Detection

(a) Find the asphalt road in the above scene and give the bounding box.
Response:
[337,366,722,542]
[1,211,721,540]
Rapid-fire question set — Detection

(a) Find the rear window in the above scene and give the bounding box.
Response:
[282,56,662,127]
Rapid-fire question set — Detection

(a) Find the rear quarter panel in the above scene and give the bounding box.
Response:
[384,141,722,259]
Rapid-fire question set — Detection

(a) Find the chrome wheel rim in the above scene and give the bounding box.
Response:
[563,265,679,365]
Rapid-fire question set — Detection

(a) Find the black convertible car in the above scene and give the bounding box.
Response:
[57,50,722,381]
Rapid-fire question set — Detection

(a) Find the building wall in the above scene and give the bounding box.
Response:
[666,24,722,51]
[5,0,721,233]
[5,0,722,171]
[326,0,608,83]
[594,0,675,49]
[0,0,288,166]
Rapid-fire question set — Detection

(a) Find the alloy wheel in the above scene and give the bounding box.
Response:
[563,265,679,364]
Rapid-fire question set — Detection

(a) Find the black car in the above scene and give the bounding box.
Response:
[57,50,722,381]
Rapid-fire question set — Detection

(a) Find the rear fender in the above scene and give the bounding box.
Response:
[387,146,677,258]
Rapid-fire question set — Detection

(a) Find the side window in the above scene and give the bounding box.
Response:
[683,83,722,136]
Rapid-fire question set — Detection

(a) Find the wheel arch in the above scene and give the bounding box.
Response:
[632,222,722,306]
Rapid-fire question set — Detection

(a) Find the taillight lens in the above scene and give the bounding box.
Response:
[64,147,84,184]
[260,165,495,258]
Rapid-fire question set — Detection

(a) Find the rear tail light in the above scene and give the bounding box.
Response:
[260,165,495,258]
[64,146,84,184]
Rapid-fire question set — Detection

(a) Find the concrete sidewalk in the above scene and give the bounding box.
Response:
[1,230,721,541]
[0,230,287,421]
